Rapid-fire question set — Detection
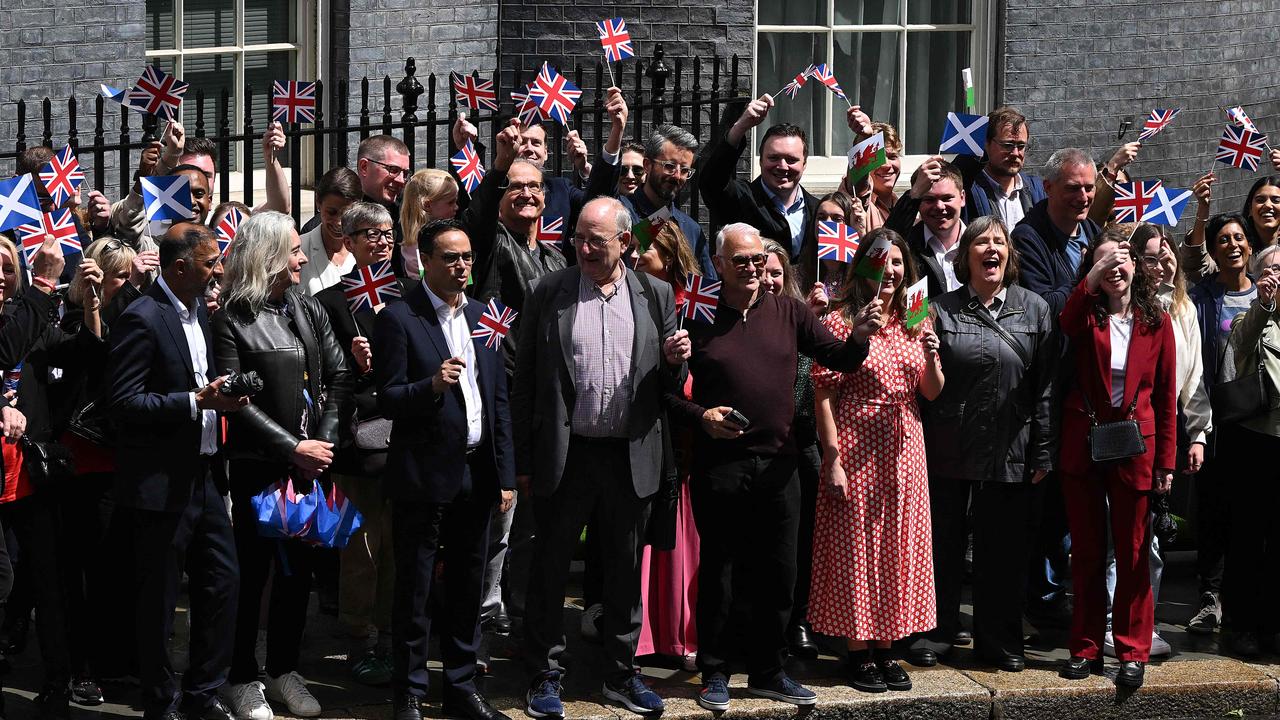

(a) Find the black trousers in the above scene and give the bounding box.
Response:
[392,456,495,699]
[228,462,318,683]
[1194,431,1232,598]
[691,452,798,683]
[1026,472,1071,611]
[0,492,70,689]
[134,464,239,719]
[790,441,820,630]
[523,437,650,681]
[1223,426,1280,634]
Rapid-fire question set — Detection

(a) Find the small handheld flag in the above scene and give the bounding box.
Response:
[15,209,82,261]
[1137,108,1181,142]
[816,221,861,264]
[535,216,564,250]
[940,112,989,157]
[597,17,635,64]
[471,298,518,350]
[214,207,246,257]
[1111,180,1163,224]
[846,132,887,185]
[904,277,930,330]
[808,64,849,104]
[271,80,317,124]
[1216,125,1268,172]
[100,84,127,105]
[1227,105,1259,133]
[777,66,813,100]
[680,273,720,324]
[341,260,402,313]
[125,65,189,120]
[450,141,486,195]
[1140,186,1193,226]
[962,67,975,112]
[854,234,893,283]
[451,72,500,112]
[527,63,582,127]
[0,175,48,233]
[632,206,673,253]
[140,175,193,223]
[512,85,541,127]
[39,145,84,208]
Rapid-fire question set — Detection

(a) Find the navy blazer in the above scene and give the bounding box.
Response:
[106,281,217,512]
[372,283,515,503]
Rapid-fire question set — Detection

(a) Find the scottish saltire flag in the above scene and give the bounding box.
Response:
[125,65,188,120]
[450,142,485,195]
[1227,106,1259,133]
[341,260,401,313]
[535,216,563,250]
[940,112,989,156]
[680,273,720,324]
[1216,125,1268,171]
[904,277,930,330]
[1137,108,1181,142]
[597,17,635,63]
[252,478,320,539]
[14,209,82,261]
[854,233,893,282]
[271,80,317,123]
[99,84,127,104]
[39,145,84,208]
[214,206,246,257]
[1140,186,1193,226]
[0,175,45,232]
[304,483,363,549]
[808,63,845,99]
[816,220,861,263]
[140,175,193,223]
[451,72,499,112]
[527,63,582,126]
[1111,180,1163,223]
[471,298,518,350]
[779,66,813,100]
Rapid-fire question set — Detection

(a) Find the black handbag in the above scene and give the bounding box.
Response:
[19,435,75,490]
[1082,393,1147,463]
[1211,338,1270,425]
[68,398,114,446]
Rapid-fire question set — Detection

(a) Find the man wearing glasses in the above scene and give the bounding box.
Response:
[354,135,413,274]
[620,124,716,279]
[961,107,1046,229]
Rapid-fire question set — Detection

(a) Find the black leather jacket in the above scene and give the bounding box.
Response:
[213,287,353,467]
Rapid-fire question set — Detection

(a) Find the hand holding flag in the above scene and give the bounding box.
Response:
[15,209,82,261]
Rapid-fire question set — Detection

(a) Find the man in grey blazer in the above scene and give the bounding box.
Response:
[512,197,690,718]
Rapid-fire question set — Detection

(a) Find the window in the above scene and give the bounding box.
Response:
[145,0,309,171]
[756,0,992,167]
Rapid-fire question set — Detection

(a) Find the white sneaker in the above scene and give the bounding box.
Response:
[681,653,698,673]
[1103,630,1116,658]
[1150,631,1172,657]
[265,671,321,717]
[220,681,273,720]
[580,603,603,642]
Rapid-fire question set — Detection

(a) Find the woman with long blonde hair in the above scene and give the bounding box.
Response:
[400,169,459,278]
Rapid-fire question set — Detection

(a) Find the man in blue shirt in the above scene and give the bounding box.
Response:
[621,124,715,279]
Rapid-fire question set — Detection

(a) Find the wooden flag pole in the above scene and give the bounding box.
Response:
[605,57,616,89]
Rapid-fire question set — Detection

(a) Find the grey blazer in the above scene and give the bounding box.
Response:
[511,266,680,498]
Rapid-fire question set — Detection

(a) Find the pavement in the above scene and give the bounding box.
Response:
[4,550,1279,720]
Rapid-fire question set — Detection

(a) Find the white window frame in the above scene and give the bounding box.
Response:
[752,0,996,187]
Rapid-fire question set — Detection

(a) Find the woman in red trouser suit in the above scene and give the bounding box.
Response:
[1057,225,1176,689]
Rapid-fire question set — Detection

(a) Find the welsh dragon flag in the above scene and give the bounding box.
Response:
[847,132,886,185]
[904,277,930,329]
[854,233,893,282]
[632,205,673,253]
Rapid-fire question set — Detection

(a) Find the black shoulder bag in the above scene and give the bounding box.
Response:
[1081,391,1146,463]
[1211,335,1270,426]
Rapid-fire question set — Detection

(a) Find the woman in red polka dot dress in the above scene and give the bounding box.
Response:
[809,228,944,693]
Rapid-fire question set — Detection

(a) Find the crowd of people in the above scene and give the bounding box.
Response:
[0,81,1278,720]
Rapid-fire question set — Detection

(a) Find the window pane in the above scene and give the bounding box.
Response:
[908,0,972,24]
[904,31,970,153]
[184,0,235,49]
[180,53,235,160]
[835,0,899,26]
[245,50,296,169]
[245,0,297,45]
[146,0,175,51]
[759,0,826,26]
[832,31,900,157]
[757,33,826,157]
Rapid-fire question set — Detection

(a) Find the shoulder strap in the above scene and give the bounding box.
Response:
[964,295,1031,370]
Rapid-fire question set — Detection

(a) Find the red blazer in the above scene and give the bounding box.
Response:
[1059,281,1177,489]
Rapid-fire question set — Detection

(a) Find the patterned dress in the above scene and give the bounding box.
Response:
[807,311,936,640]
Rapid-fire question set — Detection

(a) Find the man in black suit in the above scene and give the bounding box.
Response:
[106,222,250,720]
[373,219,515,720]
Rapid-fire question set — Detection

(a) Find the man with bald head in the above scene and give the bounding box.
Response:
[512,197,689,718]
[671,223,874,712]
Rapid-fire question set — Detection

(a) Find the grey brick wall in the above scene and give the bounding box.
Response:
[0,2,144,189]
[1002,1,1280,231]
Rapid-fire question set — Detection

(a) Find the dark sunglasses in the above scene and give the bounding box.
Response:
[730,253,768,269]
[620,165,645,178]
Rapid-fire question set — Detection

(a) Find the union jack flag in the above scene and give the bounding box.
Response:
[511,86,540,126]
[470,298,518,350]
[15,209,82,262]
[450,142,486,195]
[779,66,813,100]
[680,272,720,324]
[125,65,188,120]
[38,145,84,208]
[451,72,499,112]
[596,17,635,63]
[1227,105,1259,133]
[1137,108,1181,142]
[271,80,317,124]
[535,216,563,250]
[341,260,401,313]
[816,220,861,263]
[808,63,845,100]
[214,206,246,257]
[1111,179,1163,223]
[1216,125,1268,171]
[527,63,582,126]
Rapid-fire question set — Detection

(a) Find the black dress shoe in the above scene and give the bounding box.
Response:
[907,648,938,667]
[1059,656,1103,680]
[1115,661,1144,688]
[483,612,513,636]
[442,691,511,720]
[394,694,423,720]
[877,660,912,691]
[847,661,887,693]
[953,630,973,646]
[183,700,232,720]
[983,653,1026,672]
[786,623,819,658]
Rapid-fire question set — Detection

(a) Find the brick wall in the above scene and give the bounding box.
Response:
[1002,1,1280,230]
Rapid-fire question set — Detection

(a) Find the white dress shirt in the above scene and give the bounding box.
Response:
[983,169,1027,229]
[156,275,218,455]
[300,225,356,297]
[424,283,483,447]
[925,220,966,293]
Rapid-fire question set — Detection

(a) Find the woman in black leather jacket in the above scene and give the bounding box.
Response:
[923,216,1056,672]
[212,211,352,719]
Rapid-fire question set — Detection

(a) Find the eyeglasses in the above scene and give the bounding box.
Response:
[366,158,411,179]
[437,251,475,265]
[653,160,695,179]
[1139,255,1162,267]
[353,228,396,244]
[620,165,645,178]
[503,181,545,196]
[994,141,1028,153]
[574,231,625,250]
[730,253,768,269]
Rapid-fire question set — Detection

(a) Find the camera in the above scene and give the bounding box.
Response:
[219,370,263,397]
